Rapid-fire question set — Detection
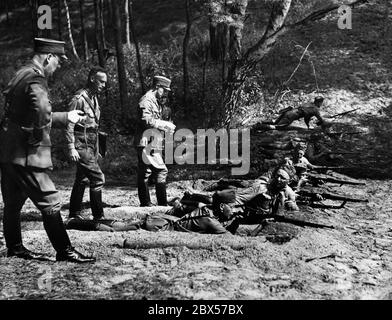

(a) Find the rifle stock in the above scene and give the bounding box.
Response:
[242,208,334,229]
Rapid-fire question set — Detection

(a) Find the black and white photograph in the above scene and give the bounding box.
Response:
[0,0,390,307]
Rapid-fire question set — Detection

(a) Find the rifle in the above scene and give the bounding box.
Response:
[242,207,334,233]
[298,186,368,203]
[327,131,365,136]
[328,108,360,119]
[267,214,334,229]
[322,151,360,155]
[311,166,349,172]
[202,178,251,191]
[306,172,366,186]
[296,200,348,209]
[248,213,334,236]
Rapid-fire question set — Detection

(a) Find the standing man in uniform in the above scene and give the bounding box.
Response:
[0,38,95,263]
[65,67,107,221]
[134,76,176,207]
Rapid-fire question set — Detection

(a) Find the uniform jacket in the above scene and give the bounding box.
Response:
[276,102,324,126]
[144,207,227,234]
[298,103,324,126]
[292,155,314,170]
[65,88,100,153]
[0,61,68,169]
[134,89,164,149]
[174,206,227,234]
[216,178,297,215]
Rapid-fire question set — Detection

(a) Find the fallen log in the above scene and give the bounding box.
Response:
[121,237,252,251]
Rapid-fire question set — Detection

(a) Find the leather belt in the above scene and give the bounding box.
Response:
[74,126,98,133]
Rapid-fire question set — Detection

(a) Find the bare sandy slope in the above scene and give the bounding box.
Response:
[0,176,391,300]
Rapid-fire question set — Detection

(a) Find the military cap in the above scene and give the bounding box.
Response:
[213,189,236,205]
[34,38,68,60]
[153,75,171,91]
[276,169,290,180]
[294,143,307,152]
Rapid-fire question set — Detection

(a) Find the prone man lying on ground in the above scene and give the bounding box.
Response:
[64,169,299,235]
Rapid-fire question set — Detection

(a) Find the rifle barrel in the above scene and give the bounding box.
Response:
[272,215,334,229]
[298,189,368,203]
[319,192,368,203]
[308,175,366,185]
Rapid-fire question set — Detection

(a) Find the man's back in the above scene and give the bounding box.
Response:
[300,103,321,118]
[0,62,60,168]
[274,101,324,128]
[134,89,162,148]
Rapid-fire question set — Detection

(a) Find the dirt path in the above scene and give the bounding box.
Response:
[0,174,391,300]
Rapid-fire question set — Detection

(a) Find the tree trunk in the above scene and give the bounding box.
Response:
[99,0,107,50]
[124,0,131,50]
[57,0,62,40]
[220,61,256,127]
[183,0,192,109]
[208,0,248,62]
[107,0,113,27]
[5,0,10,26]
[384,0,390,38]
[217,0,367,127]
[220,0,292,127]
[202,43,209,104]
[207,0,248,102]
[79,0,88,60]
[129,0,145,93]
[63,0,79,60]
[112,0,129,118]
[29,0,38,39]
[209,22,229,63]
[220,22,229,90]
[94,0,105,67]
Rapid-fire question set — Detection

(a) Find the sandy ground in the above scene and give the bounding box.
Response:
[0,173,391,300]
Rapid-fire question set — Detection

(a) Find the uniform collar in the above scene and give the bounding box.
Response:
[145,89,158,103]
[30,59,46,77]
[84,88,97,100]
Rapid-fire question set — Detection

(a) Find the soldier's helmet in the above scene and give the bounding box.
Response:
[294,143,307,153]
[276,169,290,180]
[212,189,236,205]
[309,131,323,141]
[314,96,324,104]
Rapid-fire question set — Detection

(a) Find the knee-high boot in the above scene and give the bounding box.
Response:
[138,177,152,206]
[42,210,72,253]
[156,182,167,206]
[90,189,104,220]
[69,182,86,218]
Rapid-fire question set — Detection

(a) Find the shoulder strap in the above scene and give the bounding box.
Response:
[175,207,214,223]
[80,90,99,123]
[279,106,293,114]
